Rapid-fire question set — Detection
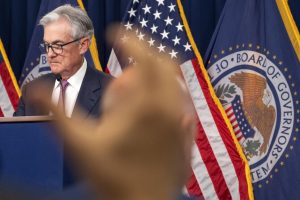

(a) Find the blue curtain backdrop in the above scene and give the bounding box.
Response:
[0,0,299,82]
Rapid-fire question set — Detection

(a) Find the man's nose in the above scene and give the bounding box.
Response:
[47,47,56,57]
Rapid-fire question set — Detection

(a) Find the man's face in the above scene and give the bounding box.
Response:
[43,18,84,78]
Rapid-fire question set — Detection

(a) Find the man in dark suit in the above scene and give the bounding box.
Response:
[14,5,111,118]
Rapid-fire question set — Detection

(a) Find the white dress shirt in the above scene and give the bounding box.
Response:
[51,59,87,117]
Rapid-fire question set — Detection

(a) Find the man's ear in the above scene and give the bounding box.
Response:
[79,37,90,54]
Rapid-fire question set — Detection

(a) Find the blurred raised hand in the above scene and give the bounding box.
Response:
[34,26,195,200]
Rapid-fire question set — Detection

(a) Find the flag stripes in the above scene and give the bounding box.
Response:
[181,59,241,199]
[0,62,19,111]
[0,39,20,117]
[0,106,3,117]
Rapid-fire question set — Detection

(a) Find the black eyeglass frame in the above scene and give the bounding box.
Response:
[40,37,83,54]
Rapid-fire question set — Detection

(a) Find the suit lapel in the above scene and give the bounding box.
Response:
[74,67,102,117]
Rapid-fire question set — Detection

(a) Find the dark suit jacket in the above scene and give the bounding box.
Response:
[14,66,112,118]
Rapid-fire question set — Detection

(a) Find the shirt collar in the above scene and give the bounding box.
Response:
[54,58,87,91]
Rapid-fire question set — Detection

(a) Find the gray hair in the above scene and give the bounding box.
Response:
[39,4,94,40]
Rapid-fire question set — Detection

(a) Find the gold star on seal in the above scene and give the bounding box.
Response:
[285,154,289,158]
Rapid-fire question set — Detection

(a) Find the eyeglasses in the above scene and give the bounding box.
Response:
[39,37,83,54]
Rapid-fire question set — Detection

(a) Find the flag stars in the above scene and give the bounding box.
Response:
[285,154,289,158]
[133,0,139,4]
[293,136,297,141]
[142,4,151,14]
[273,55,277,60]
[291,83,295,87]
[169,49,178,59]
[121,34,129,43]
[294,91,298,96]
[148,38,155,47]
[229,47,233,51]
[124,21,133,30]
[279,61,283,65]
[221,50,225,54]
[30,62,34,66]
[164,16,173,26]
[128,56,134,64]
[139,18,148,27]
[248,43,253,48]
[168,3,176,12]
[284,67,288,72]
[296,128,299,132]
[290,145,294,150]
[176,22,183,32]
[172,36,181,46]
[128,8,136,17]
[150,24,158,33]
[256,45,261,49]
[137,32,145,41]
[280,161,284,166]
[183,42,192,51]
[258,184,262,188]
[156,0,165,6]
[153,10,162,19]
[266,180,269,184]
[160,30,170,39]
[157,43,166,52]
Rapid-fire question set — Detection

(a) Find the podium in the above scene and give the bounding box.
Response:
[0,117,63,192]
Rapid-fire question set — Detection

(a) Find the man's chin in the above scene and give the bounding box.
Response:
[50,66,62,75]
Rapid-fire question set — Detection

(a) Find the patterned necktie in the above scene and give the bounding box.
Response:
[58,80,69,114]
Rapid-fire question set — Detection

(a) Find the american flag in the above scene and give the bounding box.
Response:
[107,0,253,199]
[0,38,20,117]
[224,95,255,144]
